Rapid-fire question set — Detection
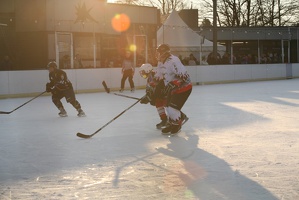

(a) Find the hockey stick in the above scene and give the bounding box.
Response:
[0,91,47,114]
[102,81,139,100]
[76,97,142,139]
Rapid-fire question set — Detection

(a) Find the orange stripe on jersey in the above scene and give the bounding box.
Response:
[172,83,192,94]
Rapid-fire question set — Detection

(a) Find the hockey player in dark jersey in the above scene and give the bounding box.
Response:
[139,63,168,129]
[46,61,85,117]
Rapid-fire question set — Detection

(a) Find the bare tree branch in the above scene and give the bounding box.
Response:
[201,0,299,27]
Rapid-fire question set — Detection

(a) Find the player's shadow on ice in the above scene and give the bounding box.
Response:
[156,133,278,200]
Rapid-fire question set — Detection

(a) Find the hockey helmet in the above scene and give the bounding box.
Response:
[139,63,153,79]
[156,44,170,61]
[47,61,57,69]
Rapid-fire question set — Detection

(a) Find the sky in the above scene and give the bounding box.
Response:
[106,0,195,9]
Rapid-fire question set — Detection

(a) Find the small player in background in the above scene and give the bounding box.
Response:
[46,61,85,117]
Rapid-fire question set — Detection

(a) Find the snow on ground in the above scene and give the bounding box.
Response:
[0,79,299,200]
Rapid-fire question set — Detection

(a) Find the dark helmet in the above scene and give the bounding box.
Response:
[156,44,170,61]
[156,44,170,54]
[47,61,57,69]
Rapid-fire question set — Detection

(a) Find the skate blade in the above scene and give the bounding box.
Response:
[156,125,167,130]
[182,117,189,125]
[162,131,181,137]
[161,129,181,135]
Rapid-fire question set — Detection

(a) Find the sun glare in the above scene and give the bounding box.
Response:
[111,13,131,32]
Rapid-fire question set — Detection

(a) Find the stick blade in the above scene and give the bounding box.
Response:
[102,81,110,93]
[76,132,92,139]
[0,111,11,114]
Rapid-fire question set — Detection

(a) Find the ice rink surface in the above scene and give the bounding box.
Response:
[1,79,299,200]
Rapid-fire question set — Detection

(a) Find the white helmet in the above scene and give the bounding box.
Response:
[139,63,153,79]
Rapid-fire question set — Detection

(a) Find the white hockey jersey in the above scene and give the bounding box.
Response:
[155,54,191,93]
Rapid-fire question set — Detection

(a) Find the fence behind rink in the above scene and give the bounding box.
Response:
[1,63,299,98]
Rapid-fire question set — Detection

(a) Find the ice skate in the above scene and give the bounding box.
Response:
[77,108,86,117]
[131,87,135,92]
[162,118,182,135]
[161,124,172,135]
[171,124,181,134]
[58,107,67,117]
[161,123,181,135]
[119,88,124,93]
[181,112,189,125]
[156,119,168,129]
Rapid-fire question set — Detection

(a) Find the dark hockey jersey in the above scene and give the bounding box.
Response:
[48,69,72,91]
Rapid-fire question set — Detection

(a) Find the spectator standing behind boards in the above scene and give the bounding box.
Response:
[201,56,209,65]
[119,51,135,92]
[189,53,198,65]
[74,54,84,68]
[0,55,13,70]
[188,57,196,66]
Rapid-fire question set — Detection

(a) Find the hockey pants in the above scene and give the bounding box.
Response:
[52,88,81,110]
[166,88,192,123]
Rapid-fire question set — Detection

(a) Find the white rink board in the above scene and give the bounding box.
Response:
[1,63,299,96]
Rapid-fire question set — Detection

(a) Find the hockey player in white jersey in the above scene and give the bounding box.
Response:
[155,44,192,134]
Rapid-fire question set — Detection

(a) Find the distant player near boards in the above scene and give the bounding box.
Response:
[46,61,85,117]
[139,63,168,129]
[155,44,192,134]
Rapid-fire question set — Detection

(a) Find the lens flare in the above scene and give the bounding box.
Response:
[129,44,137,52]
[111,13,130,32]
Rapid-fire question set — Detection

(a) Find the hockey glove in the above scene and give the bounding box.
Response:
[140,95,150,104]
[46,83,52,92]
[163,80,181,96]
